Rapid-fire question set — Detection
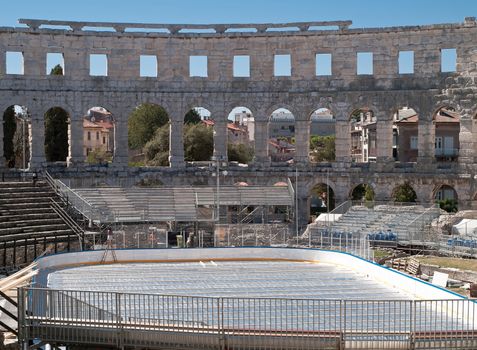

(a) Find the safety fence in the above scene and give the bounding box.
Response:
[214,224,373,260]
[19,287,477,349]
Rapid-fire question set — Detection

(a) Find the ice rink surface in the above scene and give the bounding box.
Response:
[46,260,412,299]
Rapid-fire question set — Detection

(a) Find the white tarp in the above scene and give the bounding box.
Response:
[315,213,342,223]
[452,219,477,235]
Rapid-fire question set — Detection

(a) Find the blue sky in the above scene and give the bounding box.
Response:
[0,0,475,28]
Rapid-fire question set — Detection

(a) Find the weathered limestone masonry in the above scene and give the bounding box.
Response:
[0,18,477,222]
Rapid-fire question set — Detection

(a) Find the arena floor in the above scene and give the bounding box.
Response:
[45,260,411,299]
[36,256,474,333]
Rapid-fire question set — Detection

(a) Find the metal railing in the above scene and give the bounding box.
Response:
[435,148,459,157]
[55,179,97,223]
[214,224,373,260]
[19,287,477,349]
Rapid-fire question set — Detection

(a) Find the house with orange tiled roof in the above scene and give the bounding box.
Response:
[200,119,251,145]
[393,108,459,162]
[83,107,115,157]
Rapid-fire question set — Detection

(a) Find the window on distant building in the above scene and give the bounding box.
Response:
[410,136,418,150]
[87,131,91,141]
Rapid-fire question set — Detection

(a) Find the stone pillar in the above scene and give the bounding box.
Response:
[334,119,351,164]
[29,110,46,169]
[67,117,84,167]
[253,119,270,166]
[458,118,473,165]
[63,50,88,79]
[169,120,185,168]
[213,119,228,162]
[376,118,393,162]
[294,120,310,164]
[0,49,5,78]
[23,48,44,76]
[112,118,128,167]
[297,195,310,227]
[417,118,435,164]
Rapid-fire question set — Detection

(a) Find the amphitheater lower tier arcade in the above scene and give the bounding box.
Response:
[1,18,477,215]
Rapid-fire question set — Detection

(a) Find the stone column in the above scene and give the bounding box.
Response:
[112,118,128,167]
[297,195,310,227]
[294,120,310,164]
[213,119,228,162]
[458,117,473,165]
[0,49,5,78]
[334,119,351,165]
[63,50,88,79]
[23,48,45,76]
[376,118,393,162]
[67,117,84,167]
[169,120,185,168]
[417,118,435,164]
[253,119,270,166]
[29,110,46,169]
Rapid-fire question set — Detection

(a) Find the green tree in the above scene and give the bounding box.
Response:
[86,148,112,164]
[184,123,213,161]
[50,64,63,75]
[44,107,69,162]
[392,182,417,202]
[364,185,375,201]
[142,123,213,164]
[184,109,201,124]
[44,66,68,161]
[437,199,458,213]
[310,135,335,162]
[351,184,375,201]
[128,104,169,150]
[13,116,30,168]
[3,106,16,167]
[143,125,170,166]
[228,143,254,164]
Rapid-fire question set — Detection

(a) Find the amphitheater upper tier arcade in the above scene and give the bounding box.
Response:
[1,17,477,209]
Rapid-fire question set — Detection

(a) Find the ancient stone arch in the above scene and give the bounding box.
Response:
[0,17,476,216]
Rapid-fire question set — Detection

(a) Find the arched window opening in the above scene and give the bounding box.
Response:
[227,106,254,164]
[2,105,31,169]
[350,108,376,163]
[393,107,418,162]
[309,108,335,163]
[269,108,295,163]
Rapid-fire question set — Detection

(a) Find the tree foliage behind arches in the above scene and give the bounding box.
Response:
[44,107,69,162]
[392,182,417,202]
[128,104,169,150]
[3,106,16,166]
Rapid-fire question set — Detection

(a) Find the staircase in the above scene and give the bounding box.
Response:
[0,180,82,272]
